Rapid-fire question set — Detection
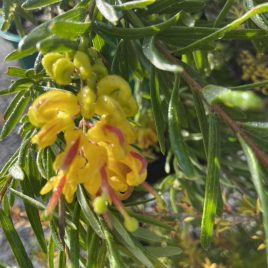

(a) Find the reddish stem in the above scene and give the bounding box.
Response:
[46,175,66,217]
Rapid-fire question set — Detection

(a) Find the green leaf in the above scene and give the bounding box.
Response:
[0,91,30,140]
[192,91,209,157]
[93,34,105,52]
[144,0,204,14]
[133,228,163,243]
[22,0,60,10]
[77,185,104,239]
[37,36,78,53]
[110,213,154,268]
[95,0,122,23]
[18,7,86,52]
[0,149,19,178]
[21,179,47,253]
[48,236,55,268]
[70,204,80,268]
[7,67,27,78]
[1,0,15,32]
[168,75,194,178]
[114,0,155,10]
[36,150,48,179]
[214,0,235,27]
[93,11,182,39]
[9,188,46,210]
[203,85,264,111]
[86,231,99,268]
[5,48,37,62]
[102,226,125,268]
[238,135,268,265]
[143,36,183,73]
[0,78,33,96]
[50,220,64,252]
[150,66,166,154]
[178,3,268,52]
[201,113,221,250]
[50,21,91,39]
[129,211,174,231]
[8,164,25,181]
[145,246,182,257]
[0,208,33,268]
[245,0,268,32]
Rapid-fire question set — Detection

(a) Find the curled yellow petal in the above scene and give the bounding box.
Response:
[73,51,92,80]
[28,90,80,127]
[31,112,74,149]
[52,58,75,85]
[42,52,64,77]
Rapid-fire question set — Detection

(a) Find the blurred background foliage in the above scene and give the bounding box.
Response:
[1,0,268,267]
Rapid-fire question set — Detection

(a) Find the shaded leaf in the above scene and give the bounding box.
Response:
[201,113,221,250]
[22,0,60,10]
[168,75,194,178]
[143,36,183,73]
[150,66,166,154]
[0,208,33,268]
[95,0,122,23]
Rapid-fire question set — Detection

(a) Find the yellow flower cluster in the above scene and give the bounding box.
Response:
[28,50,148,231]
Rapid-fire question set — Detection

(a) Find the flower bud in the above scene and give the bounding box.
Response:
[124,216,138,232]
[93,196,107,215]
[78,86,96,119]
[73,51,92,80]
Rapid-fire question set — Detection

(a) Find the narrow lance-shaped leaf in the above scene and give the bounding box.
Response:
[22,0,60,10]
[0,91,30,140]
[0,208,33,268]
[77,185,104,239]
[95,0,122,23]
[69,204,80,268]
[50,21,91,39]
[114,0,155,10]
[245,0,268,32]
[143,36,183,73]
[168,75,194,178]
[178,3,268,52]
[18,7,86,52]
[238,135,268,265]
[201,113,221,250]
[110,213,154,268]
[150,66,166,154]
[101,224,125,268]
[203,85,264,111]
[93,11,182,39]
[37,36,78,54]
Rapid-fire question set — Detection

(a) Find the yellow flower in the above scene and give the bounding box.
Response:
[41,129,108,202]
[120,150,147,186]
[28,90,80,128]
[88,114,135,159]
[136,127,158,149]
[97,75,138,116]
[31,111,74,149]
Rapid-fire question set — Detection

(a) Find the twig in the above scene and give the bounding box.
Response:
[155,41,268,169]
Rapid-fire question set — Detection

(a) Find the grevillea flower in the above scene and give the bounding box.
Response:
[27,50,158,232]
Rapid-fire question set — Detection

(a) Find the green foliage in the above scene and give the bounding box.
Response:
[1,0,268,267]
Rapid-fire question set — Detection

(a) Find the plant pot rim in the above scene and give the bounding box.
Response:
[0,17,20,43]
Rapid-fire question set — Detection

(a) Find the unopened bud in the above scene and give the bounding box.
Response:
[93,196,107,215]
[124,216,138,232]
